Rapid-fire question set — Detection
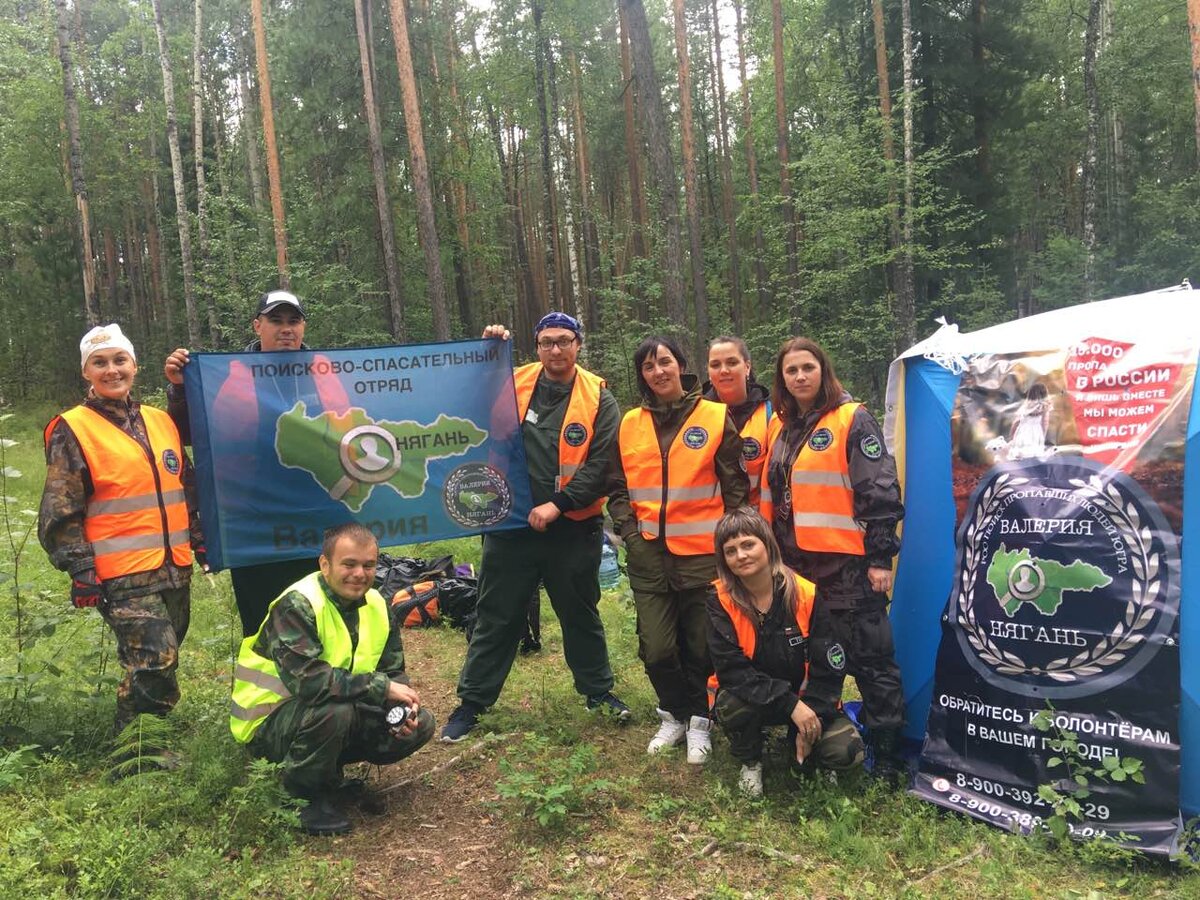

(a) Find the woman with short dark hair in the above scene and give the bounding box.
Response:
[608,335,748,765]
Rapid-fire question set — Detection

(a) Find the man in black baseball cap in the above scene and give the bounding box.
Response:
[162,289,345,636]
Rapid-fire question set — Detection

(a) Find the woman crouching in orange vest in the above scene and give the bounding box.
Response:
[38,324,204,737]
[761,337,907,780]
[608,335,748,765]
[708,507,864,797]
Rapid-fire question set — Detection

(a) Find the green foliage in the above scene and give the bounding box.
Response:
[0,743,39,790]
[495,732,619,830]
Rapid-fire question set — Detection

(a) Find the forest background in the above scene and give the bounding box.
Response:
[4,0,1199,410]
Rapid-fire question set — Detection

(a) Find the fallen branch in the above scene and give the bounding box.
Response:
[908,844,988,886]
[379,732,514,795]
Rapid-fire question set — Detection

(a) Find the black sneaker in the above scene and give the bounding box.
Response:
[299,795,352,836]
[586,692,632,722]
[519,637,542,654]
[440,702,483,743]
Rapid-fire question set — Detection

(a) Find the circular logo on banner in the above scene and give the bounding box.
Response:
[809,428,834,451]
[443,463,514,529]
[860,434,883,460]
[952,457,1178,699]
[742,436,763,461]
[161,449,181,475]
[563,422,588,447]
[826,643,846,671]
[682,426,709,450]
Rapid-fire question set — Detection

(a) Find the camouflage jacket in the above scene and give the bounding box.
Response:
[37,395,202,602]
[249,574,409,708]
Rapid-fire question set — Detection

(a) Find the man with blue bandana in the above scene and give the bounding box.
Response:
[441,313,629,741]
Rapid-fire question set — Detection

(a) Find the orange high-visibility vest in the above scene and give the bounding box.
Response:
[706,571,816,707]
[618,399,728,556]
[48,405,193,580]
[513,362,606,521]
[760,403,865,555]
[739,402,772,507]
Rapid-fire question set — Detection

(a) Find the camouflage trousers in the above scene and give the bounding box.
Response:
[250,699,436,798]
[713,689,864,771]
[99,588,191,732]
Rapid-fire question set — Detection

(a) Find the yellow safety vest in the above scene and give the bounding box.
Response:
[229,572,391,743]
[513,362,606,520]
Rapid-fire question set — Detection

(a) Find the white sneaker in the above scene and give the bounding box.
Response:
[686,715,712,765]
[647,708,687,754]
[738,762,764,798]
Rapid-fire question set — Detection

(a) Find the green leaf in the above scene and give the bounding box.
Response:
[1046,756,1063,768]
[1102,756,1119,771]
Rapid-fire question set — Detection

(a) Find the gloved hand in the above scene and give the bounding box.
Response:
[193,544,209,573]
[71,568,103,608]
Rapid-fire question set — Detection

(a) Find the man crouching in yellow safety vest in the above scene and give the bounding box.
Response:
[230,522,435,835]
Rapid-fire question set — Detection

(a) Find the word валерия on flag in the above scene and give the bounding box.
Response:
[183,339,533,571]
[887,286,1199,855]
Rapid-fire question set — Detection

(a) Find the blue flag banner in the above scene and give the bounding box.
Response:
[183,340,533,571]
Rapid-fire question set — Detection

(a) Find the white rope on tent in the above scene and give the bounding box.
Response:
[920,316,970,375]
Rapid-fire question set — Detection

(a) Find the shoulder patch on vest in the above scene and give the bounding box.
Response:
[860,434,883,460]
[682,426,709,449]
[826,642,846,671]
[809,427,834,451]
[162,448,181,475]
[741,436,762,461]
[563,422,588,447]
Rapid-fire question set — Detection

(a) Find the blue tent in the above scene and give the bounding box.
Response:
[884,285,1200,817]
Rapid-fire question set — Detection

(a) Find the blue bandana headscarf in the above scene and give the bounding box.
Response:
[534,312,583,339]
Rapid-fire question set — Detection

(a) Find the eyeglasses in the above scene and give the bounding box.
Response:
[537,337,578,351]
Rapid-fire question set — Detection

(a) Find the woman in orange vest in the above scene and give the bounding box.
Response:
[703,336,772,506]
[761,337,907,780]
[38,325,203,736]
[609,335,748,765]
[708,507,864,797]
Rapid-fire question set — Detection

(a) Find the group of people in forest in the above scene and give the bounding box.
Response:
[39,293,906,834]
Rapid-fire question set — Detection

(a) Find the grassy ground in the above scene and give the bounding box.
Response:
[1,405,1198,898]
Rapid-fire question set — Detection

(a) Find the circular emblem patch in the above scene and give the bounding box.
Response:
[860,434,883,460]
[682,426,709,450]
[443,463,514,529]
[161,448,181,475]
[826,643,847,671]
[809,428,834,451]
[952,457,1178,699]
[742,436,763,461]
[563,422,588,447]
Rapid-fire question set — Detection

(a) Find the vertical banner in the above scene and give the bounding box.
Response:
[913,336,1195,854]
[184,340,533,571]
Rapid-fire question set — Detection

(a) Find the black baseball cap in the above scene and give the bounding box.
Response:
[256,290,306,318]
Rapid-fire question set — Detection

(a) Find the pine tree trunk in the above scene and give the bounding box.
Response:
[620,0,687,330]
[1190,0,1200,161]
[193,0,218,343]
[238,65,266,229]
[1082,0,1101,300]
[386,0,450,339]
[531,1,559,311]
[900,0,917,344]
[735,0,770,317]
[447,17,477,336]
[570,50,602,333]
[673,0,709,356]
[710,0,741,330]
[250,0,289,289]
[771,0,800,319]
[619,6,650,320]
[354,0,406,340]
[151,0,201,344]
[53,0,100,327]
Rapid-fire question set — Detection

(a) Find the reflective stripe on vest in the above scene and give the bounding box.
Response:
[513,362,607,521]
[740,402,771,507]
[706,572,816,701]
[790,403,865,555]
[757,414,784,520]
[618,399,727,556]
[229,572,391,743]
[52,405,192,580]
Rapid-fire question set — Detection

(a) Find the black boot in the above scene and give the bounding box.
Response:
[868,727,907,786]
[299,794,352,836]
